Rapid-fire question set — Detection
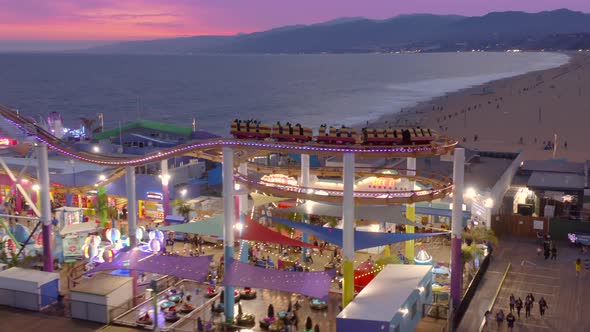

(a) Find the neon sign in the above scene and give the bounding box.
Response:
[0,138,16,146]
[147,192,163,200]
[368,177,400,189]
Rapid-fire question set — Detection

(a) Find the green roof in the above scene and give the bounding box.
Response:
[158,215,224,236]
[93,120,192,140]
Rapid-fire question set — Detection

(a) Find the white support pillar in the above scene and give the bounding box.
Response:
[342,153,355,307]
[451,148,465,309]
[222,147,235,322]
[125,166,138,247]
[161,159,170,218]
[238,163,249,263]
[405,157,417,262]
[36,144,53,272]
[300,154,310,262]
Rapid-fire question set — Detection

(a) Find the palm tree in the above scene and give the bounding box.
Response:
[172,197,192,219]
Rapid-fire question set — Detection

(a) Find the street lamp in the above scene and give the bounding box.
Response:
[180,189,187,197]
[92,146,100,153]
[99,174,106,181]
[465,187,476,200]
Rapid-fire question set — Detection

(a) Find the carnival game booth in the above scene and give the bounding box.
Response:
[337,264,433,332]
[55,206,84,229]
[0,267,60,311]
[70,273,133,323]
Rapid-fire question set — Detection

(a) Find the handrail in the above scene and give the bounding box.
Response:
[478,263,512,332]
[0,104,458,167]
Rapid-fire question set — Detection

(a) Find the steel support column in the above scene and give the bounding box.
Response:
[342,153,355,308]
[36,144,53,272]
[161,159,170,218]
[300,154,310,262]
[222,147,235,322]
[451,148,465,308]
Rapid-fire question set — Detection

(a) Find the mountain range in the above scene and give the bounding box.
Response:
[91,9,590,54]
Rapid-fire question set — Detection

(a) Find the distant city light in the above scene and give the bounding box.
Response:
[93,146,100,153]
[180,189,187,196]
[99,174,106,181]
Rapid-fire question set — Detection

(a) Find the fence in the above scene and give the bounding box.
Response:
[452,253,491,329]
[492,214,549,238]
[548,218,590,241]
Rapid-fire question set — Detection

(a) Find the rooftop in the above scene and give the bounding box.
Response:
[70,273,132,296]
[416,149,517,192]
[521,159,585,174]
[0,267,59,285]
[93,120,193,140]
[527,171,585,191]
[337,264,431,322]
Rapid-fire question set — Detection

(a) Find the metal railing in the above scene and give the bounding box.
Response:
[452,253,491,329]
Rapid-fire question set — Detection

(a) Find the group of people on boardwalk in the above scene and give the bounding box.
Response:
[485,293,548,331]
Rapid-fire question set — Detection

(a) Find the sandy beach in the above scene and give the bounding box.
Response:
[383,52,590,162]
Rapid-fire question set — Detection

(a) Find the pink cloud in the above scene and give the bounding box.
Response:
[0,0,589,40]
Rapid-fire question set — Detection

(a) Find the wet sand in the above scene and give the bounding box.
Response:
[374,52,590,162]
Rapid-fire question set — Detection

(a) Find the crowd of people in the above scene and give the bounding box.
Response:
[485,293,549,331]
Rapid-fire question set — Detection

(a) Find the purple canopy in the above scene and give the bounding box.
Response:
[222,258,334,299]
[89,249,213,282]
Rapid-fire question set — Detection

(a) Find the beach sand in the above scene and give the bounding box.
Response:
[380,52,590,162]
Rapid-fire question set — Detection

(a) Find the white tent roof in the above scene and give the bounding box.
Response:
[60,222,100,236]
[337,264,431,322]
[0,267,60,286]
[279,201,416,224]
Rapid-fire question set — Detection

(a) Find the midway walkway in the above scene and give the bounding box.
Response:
[459,237,590,332]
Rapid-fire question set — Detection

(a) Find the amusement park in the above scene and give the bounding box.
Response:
[0,106,525,332]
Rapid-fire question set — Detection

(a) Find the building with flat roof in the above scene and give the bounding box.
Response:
[337,264,432,332]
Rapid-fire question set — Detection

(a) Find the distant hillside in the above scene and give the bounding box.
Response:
[91,9,590,54]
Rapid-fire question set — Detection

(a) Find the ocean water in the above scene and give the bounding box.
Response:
[0,52,568,136]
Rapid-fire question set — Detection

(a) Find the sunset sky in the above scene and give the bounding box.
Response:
[0,0,589,49]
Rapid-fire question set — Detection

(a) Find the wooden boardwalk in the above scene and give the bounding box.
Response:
[486,239,590,332]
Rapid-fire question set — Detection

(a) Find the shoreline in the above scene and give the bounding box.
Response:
[366,52,590,162]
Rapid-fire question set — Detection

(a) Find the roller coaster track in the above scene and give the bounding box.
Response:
[0,105,457,204]
[0,105,457,166]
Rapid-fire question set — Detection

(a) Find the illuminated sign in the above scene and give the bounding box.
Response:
[369,178,399,188]
[0,138,16,147]
[147,192,163,200]
[261,174,299,186]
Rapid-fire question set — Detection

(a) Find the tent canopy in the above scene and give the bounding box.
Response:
[278,201,414,225]
[159,215,318,248]
[60,222,100,236]
[159,215,224,236]
[241,218,318,248]
[251,193,290,207]
[88,248,212,282]
[268,215,447,251]
[223,258,333,299]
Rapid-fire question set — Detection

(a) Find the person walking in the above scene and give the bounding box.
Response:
[551,246,557,260]
[506,312,516,331]
[509,294,515,313]
[576,258,582,277]
[483,310,492,331]
[539,297,549,317]
[525,298,532,318]
[515,297,523,319]
[496,309,505,331]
